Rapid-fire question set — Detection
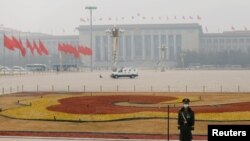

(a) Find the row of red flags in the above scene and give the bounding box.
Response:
[4,34,48,57]
[58,43,92,59]
[3,34,92,58]
[80,15,202,22]
[204,26,248,32]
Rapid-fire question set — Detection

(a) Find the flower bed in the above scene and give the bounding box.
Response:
[1,94,250,122]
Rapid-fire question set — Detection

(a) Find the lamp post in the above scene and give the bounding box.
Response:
[158,44,168,72]
[105,36,109,70]
[105,26,124,71]
[181,52,185,68]
[85,6,97,72]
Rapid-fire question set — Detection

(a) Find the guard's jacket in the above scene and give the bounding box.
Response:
[178,107,195,141]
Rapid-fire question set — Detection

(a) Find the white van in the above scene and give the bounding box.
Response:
[111,67,138,79]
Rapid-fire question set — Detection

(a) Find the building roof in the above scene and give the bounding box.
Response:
[0,27,78,41]
[202,31,250,38]
[78,23,203,32]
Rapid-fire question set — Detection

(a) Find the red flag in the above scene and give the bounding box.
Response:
[66,44,72,53]
[73,46,80,58]
[39,40,49,55]
[64,44,70,53]
[4,34,15,51]
[58,43,62,51]
[62,43,69,54]
[80,18,85,22]
[12,36,26,57]
[12,36,22,49]
[33,41,42,55]
[58,43,79,58]
[19,39,24,49]
[67,44,79,58]
[78,45,89,55]
[197,15,201,20]
[19,39,26,57]
[78,45,85,55]
[89,48,92,55]
[205,26,208,32]
[89,48,93,55]
[231,26,235,31]
[66,43,72,54]
[85,46,90,55]
[65,44,74,54]
[26,39,34,55]
[86,47,92,56]
[58,43,67,53]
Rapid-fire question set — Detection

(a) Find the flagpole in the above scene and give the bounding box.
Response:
[107,35,109,70]
[85,6,97,72]
[59,51,63,72]
[18,32,21,66]
[3,32,6,75]
[3,32,6,66]
[11,31,14,67]
[26,33,28,68]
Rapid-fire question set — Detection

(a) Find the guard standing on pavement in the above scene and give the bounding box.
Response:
[178,98,195,141]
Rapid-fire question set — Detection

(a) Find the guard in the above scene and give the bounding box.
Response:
[178,98,195,141]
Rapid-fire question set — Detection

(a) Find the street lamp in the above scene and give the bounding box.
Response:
[105,26,124,71]
[85,6,97,72]
[158,44,168,72]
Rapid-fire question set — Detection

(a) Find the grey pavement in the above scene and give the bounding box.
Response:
[1,70,250,94]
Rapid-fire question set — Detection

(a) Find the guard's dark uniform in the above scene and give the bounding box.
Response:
[178,98,195,141]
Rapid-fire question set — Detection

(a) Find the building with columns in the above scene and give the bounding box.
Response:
[78,23,202,68]
[200,31,250,53]
[1,23,250,69]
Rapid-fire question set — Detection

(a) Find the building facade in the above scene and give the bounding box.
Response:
[200,31,250,53]
[78,23,202,68]
[1,23,250,69]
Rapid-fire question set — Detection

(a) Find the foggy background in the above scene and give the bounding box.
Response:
[0,0,249,35]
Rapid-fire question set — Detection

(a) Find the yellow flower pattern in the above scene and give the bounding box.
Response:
[1,95,250,122]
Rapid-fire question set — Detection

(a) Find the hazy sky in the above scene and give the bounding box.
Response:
[0,0,249,35]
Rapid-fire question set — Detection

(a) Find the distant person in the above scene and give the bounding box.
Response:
[99,74,103,78]
[178,98,195,141]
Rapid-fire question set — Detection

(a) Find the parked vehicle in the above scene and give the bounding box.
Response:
[12,66,25,72]
[111,67,138,79]
[0,66,11,72]
[26,64,47,71]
